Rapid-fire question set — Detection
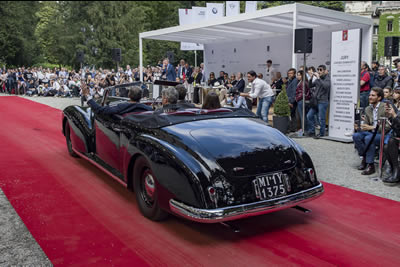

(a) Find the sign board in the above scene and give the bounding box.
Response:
[328,29,361,142]
[245,1,257,13]
[178,8,205,51]
[226,1,240,17]
[206,3,225,20]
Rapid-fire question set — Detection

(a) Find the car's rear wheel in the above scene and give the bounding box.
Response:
[133,156,168,221]
[65,121,79,158]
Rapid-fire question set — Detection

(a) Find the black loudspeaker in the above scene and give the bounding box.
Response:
[166,51,174,64]
[112,48,122,62]
[384,37,399,57]
[294,28,313,54]
[76,51,84,63]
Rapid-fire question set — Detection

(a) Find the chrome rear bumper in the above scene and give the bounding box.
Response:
[169,183,324,223]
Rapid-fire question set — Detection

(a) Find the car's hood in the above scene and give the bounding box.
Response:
[164,118,297,177]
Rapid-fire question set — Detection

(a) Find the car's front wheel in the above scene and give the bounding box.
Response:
[133,156,168,221]
[65,121,79,158]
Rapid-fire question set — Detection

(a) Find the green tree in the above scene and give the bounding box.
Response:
[35,1,61,64]
[0,1,40,67]
[259,1,344,11]
[0,1,344,68]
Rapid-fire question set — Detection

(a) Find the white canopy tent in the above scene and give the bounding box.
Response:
[139,3,373,81]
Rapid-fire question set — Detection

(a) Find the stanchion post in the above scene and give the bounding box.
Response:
[379,117,387,178]
[302,52,306,136]
[195,50,197,67]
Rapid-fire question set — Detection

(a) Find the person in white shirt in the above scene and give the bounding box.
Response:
[265,59,276,85]
[125,65,132,78]
[241,70,275,124]
[37,70,44,84]
[53,79,61,91]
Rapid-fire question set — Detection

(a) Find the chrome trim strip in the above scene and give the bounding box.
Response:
[72,148,127,187]
[169,183,324,223]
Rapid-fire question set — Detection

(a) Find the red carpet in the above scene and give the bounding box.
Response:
[1,96,400,266]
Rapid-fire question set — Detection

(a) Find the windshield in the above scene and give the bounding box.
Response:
[122,108,257,129]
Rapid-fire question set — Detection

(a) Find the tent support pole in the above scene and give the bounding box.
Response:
[292,6,298,69]
[302,52,306,136]
[139,37,143,82]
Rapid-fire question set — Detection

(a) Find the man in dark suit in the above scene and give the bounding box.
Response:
[217,71,225,85]
[161,58,176,82]
[84,86,152,115]
[228,72,245,93]
[184,63,192,81]
[177,59,186,80]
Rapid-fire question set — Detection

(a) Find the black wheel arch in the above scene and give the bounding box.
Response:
[125,136,208,209]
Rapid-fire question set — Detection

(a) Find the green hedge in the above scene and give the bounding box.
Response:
[31,63,73,70]
[274,84,290,117]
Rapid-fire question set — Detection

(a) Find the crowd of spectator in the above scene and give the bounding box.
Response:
[0,65,175,99]
[2,56,400,185]
[351,59,400,181]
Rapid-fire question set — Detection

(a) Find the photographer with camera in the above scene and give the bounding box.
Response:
[101,72,115,87]
[241,70,274,124]
[101,72,115,96]
[382,101,400,185]
[229,89,248,109]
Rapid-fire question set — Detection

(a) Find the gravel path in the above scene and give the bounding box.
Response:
[293,137,400,201]
[0,189,52,266]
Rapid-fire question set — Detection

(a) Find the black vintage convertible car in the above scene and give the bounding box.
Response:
[62,85,323,223]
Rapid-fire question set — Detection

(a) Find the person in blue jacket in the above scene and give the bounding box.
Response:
[161,58,176,82]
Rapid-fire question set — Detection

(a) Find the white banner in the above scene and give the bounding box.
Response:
[328,29,361,141]
[206,3,225,20]
[192,6,207,21]
[179,8,204,51]
[245,1,257,13]
[226,1,240,17]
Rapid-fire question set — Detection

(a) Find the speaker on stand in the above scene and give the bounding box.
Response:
[112,48,122,71]
[294,28,313,137]
[385,37,399,69]
[76,51,84,70]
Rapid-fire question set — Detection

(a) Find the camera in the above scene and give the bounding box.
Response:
[228,88,239,96]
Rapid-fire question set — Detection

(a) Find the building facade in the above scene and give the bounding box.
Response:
[345,1,400,66]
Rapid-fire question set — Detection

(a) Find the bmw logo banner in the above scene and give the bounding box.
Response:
[206,3,225,20]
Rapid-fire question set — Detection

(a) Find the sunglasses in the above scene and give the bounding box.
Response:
[318,68,324,71]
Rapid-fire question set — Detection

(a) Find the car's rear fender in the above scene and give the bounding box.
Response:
[123,133,212,210]
[63,106,94,154]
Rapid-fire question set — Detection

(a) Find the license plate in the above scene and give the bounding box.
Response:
[252,172,288,200]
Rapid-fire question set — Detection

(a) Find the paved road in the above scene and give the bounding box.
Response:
[0,94,399,265]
